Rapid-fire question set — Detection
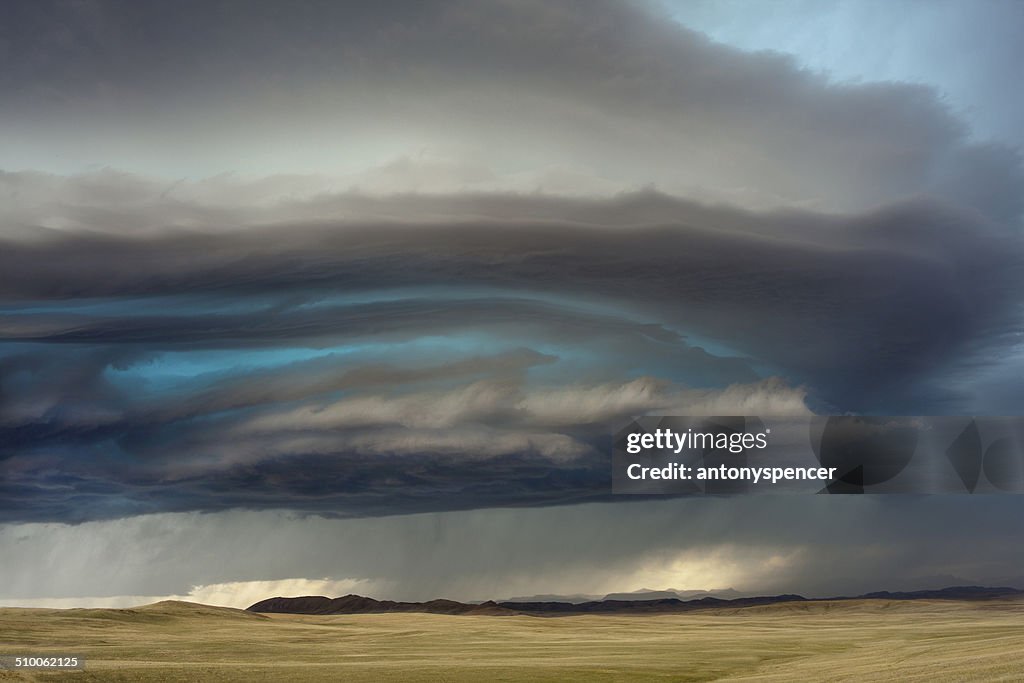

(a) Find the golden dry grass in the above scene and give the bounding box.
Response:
[2,598,1024,681]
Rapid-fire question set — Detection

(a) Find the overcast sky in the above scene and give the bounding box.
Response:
[2,0,1023,607]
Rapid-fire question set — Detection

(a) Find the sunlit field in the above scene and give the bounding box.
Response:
[2,598,1023,681]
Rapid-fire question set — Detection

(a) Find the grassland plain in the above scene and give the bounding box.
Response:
[1,599,1023,682]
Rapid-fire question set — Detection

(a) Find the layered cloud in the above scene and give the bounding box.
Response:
[1,0,1023,600]
[2,1,1022,219]
[1,185,1021,523]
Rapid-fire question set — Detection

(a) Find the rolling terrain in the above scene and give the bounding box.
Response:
[248,585,1024,616]
[2,594,1024,681]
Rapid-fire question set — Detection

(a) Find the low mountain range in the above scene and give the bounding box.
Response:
[247,585,1024,616]
[501,588,744,604]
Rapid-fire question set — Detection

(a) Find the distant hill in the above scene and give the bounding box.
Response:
[137,600,271,619]
[502,588,742,603]
[9,600,271,623]
[497,594,807,614]
[501,593,601,604]
[601,588,743,602]
[855,586,1024,601]
[247,585,1024,617]
[247,595,516,616]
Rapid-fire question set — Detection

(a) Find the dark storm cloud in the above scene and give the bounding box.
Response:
[2,1,1021,218]
[2,191,1018,406]
[0,298,687,348]
[1,0,1023,529]
[0,187,1021,523]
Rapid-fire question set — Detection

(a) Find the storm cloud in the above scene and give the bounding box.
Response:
[1,0,1023,604]
[1,188,1021,523]
[2,0,1022,218]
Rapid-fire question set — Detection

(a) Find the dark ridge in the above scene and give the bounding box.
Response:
[496,595,808,614]
[852,586,1024,601]
[246,594,516,616]
[248,585,1024,616]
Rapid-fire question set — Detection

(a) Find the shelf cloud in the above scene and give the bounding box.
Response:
[2,0,1023,604]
